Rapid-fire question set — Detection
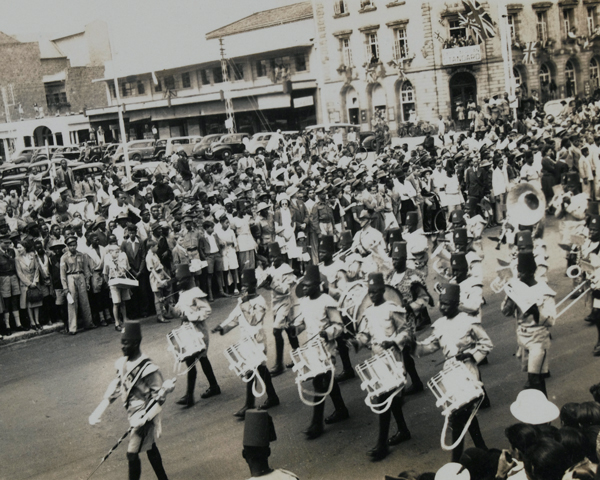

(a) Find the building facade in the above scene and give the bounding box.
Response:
[87,2,318,142]
[0,21,110,159]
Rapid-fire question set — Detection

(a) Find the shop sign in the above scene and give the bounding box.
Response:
[293,96,314,108]
[441,45,482,66]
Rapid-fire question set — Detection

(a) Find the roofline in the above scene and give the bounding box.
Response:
[205,2,313,39]
[51,30,84,42]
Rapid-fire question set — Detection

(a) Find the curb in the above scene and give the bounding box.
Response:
[0,323,65,348]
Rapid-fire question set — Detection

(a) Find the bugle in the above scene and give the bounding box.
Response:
[566,265,582,279]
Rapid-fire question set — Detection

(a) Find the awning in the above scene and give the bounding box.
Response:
[153,104,201,121]
[88,112,121,123]
[43,71,66,83]
[128,110,152,123]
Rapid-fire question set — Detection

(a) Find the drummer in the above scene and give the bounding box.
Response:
[293,265,350,440]
[213,268,280,418]
[386,241,431,394]
[415,283,493,462]
[451,253,484,324]
[174,264,221,408]
[353,272,412,462]
[318,235,354,383]
[260,242,299,378]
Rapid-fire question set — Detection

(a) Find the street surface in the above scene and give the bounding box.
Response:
[1,215,598,480]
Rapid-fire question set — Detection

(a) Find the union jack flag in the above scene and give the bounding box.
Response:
[460,0,496,43]
[523,41,538,64]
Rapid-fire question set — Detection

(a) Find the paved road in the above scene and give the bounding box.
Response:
[1,216,598,480]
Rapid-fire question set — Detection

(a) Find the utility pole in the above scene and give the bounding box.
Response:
[219,38,236,134]
[498,1,518,121]
[1,87,11,123]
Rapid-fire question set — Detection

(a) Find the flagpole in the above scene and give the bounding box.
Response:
[497,0,517,122]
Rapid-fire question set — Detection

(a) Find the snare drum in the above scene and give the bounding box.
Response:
[224,336,267,378]
[290,337,335,383]
[427,358,484,417]
[356,350,406,398]
[167,323,207,362]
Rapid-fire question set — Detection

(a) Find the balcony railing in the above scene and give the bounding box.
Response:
[441,44,482,66]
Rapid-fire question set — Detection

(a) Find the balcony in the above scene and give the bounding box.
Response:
[441,44,482,66]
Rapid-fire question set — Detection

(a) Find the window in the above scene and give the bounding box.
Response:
[563,9,576,37]
[365,32,379,63]
[507,14,516,42]
[592,58,600,88]
[137,81,145,95]
[360,0,374,8]
[256,60,268,77]
[513,67,522,87]
[295,54,307,72]
[154,80,162,92]
[566,60,576,96]
[164,75,175,90]
[400,81,414,122]
[231,63,244,81]
[334,0,347,15]
[109,83,116,98]
[121,81,135,97]
[393,27,409,60]
[537,12,547,43]
[588,7,597,36]
[200,70,210,85]
[539,63,551,85]
[449,19,467,40]
[181,72,191,88]
[213,66,224,84]
[341,37,353,66]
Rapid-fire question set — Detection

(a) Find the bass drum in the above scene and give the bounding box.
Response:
[354,285,405,327]
[338,281,367,326]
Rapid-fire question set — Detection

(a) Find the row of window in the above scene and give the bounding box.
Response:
[508,6,598,43]
[110,54,308,99]
[334,0,376,15]
[45,92,67,106]
[341,27,408,67]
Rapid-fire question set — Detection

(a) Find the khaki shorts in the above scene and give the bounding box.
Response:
[205,253,223,274]
[0,275,20,298]
[110,286,131,304]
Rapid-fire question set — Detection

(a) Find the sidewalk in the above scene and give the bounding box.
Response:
[0,322,65,348]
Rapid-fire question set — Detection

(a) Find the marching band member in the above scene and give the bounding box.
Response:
[579,215,600,355]
[463,197,487,257]
[451,253,484,324]
[501,252,556,396]
[511,230,548,282]
[293,265,349,440]
[352,273,412,461]
[416,283,493,462]
[261,243,299,377]
[88,321,173,480]
[174,264,221,408]
[318,235,355,382]
[555,172,588,246]
[386,241,431,394]
[213,268,280,418]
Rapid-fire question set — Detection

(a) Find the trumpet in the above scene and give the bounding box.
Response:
[566,265,582,278]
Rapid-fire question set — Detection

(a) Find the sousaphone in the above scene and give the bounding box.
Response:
[506,182,546,227]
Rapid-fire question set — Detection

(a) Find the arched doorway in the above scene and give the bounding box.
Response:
[539,62,556,102]
[345,86,360,125]
[513,65,528,96]
[33,126,53,147]
[591,58,600,90]
[449,72,477,125]
[371,83,387,127]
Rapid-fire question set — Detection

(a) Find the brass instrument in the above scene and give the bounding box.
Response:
[506,182,547,227]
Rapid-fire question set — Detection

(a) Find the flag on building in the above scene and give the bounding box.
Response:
[460,0,495,43]
[151,72,159,86]
[523,41,538,64]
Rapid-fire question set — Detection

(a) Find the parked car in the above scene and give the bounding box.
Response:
[12,147,39,164]
[153,139,167,161]
[164,136,203,158]
[0,164,30,189]
[210,133,250,161]
[51,146,81,161]
[111,140,156,163]
[72,162,104,181]
[360,131,377,151]
[246,132,284,155]
[192,134,225,160]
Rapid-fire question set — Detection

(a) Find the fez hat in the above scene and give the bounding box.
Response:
[405,211,418,228]
[339,230,353,250]
[242,268,257,287]
[367,272,385,292]
[318,235,335,254]
[268,242,282,257]
[439,283,460,302]
[122,321,142,341]
[391,241,407,260]
[243,409,277,447]
[450,210,465,225]
[516,230,533,248]
[387,228,403,245]
[451,253,468,271]
[517,251,537,274]
[301,265,321,285]
[175,263,193,280]
[453,228,468,245]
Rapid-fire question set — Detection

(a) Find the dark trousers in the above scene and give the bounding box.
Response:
[449,400,486,462]
[375,391,410,447]
[310,371,346,427]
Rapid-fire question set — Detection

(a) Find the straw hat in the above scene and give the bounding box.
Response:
[510,389,559,425]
